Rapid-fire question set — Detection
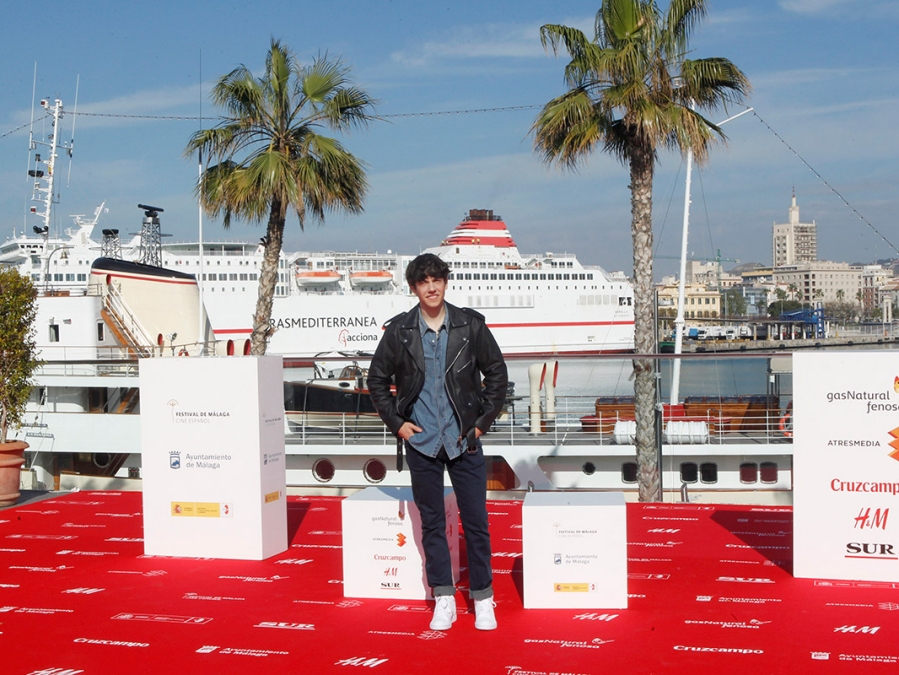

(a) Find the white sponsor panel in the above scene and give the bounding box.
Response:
[522,491,627,609]
[140,357,287,560]
[341,487,458,599]
[794,352,899,581]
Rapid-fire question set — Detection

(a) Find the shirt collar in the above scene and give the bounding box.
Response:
[418,308,448,336]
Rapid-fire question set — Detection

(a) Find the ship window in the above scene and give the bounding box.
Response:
[680,462,698,484]
[77,274,86,281]
[49,323,60,343]
[621,462,638,483]
[363,458,387,484]
[251,274,258,280]
[699,462,718,484]
[739,462,758,484]
[465,274,471,280]
[97,322,105,342]
[473,274,480,280]
[229,274,237,281]
[498,273,505,280]
[65,274,75,281]
[219,274,227,281]
[515,274,522,280]
[759,462,779,484]
[490,274,497,280]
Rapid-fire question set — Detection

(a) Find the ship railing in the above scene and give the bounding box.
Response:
[283,396,792,446]
[34,356,141,378]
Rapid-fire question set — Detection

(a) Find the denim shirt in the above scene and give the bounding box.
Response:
[408,310,463,459]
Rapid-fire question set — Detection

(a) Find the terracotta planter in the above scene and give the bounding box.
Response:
[0,440,29,507]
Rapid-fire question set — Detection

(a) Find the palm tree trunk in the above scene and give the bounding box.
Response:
[629,144,661,502]
[251,198,286,356]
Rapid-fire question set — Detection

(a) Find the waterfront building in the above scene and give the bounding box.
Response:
[773,261,861,305]
[656,281,721,322]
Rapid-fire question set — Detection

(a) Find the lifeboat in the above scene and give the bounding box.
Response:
[295,269,341,287]
[349,270,394,288]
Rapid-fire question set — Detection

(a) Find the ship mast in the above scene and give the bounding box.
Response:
[28,98,73,236]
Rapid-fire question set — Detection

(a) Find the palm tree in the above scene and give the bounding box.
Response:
[532,0,749,501]
[186,40,377,354]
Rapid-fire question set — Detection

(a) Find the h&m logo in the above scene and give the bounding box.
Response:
[854,508,889,530]
[834,625,881,634]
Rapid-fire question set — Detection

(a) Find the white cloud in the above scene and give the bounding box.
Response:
[778,0,898,17]
[389,16,596,68]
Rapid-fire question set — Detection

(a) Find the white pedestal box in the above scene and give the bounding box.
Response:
[342,487,459,599]
[139,356,287,560]
[523,491,628,609]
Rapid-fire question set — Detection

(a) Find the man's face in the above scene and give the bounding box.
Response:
[412,275,447,312]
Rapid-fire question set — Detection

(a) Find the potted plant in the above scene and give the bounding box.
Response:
[0,267,40,506]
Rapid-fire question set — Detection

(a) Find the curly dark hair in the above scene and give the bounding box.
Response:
[405,253,449,287]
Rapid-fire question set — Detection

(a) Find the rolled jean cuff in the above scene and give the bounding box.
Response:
[432,585,456,597]
[469,585,493,601]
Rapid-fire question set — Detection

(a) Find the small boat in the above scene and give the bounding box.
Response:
[283,353,381,432]
[295,269,341,287]
[349,270,394,288]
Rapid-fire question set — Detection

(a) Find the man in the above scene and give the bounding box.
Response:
[368,253,508,631]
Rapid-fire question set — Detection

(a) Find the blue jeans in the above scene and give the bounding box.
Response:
[405,443,493,600]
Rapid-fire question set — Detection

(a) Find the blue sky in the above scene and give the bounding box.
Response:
[0,0,896,278]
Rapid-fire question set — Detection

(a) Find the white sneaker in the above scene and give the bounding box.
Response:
[474,598,497,630]
[430,595,457,630]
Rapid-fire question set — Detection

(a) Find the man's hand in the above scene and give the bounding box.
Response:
[398,421,423,441]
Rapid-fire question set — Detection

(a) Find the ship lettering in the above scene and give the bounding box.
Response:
[270,316,377,330]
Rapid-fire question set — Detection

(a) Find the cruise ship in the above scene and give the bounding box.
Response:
[167,209,635,358]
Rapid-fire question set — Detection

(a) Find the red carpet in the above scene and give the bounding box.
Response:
[1,491,898,674]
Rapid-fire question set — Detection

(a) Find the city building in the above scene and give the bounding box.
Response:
[773,261,862,305]
[772,193,817,267]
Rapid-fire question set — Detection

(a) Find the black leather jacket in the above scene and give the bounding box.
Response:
[368,302,508,447]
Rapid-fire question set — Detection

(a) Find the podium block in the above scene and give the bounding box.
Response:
[342,487,458,599]
[139,356,287,560]
[523,491,627,609]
